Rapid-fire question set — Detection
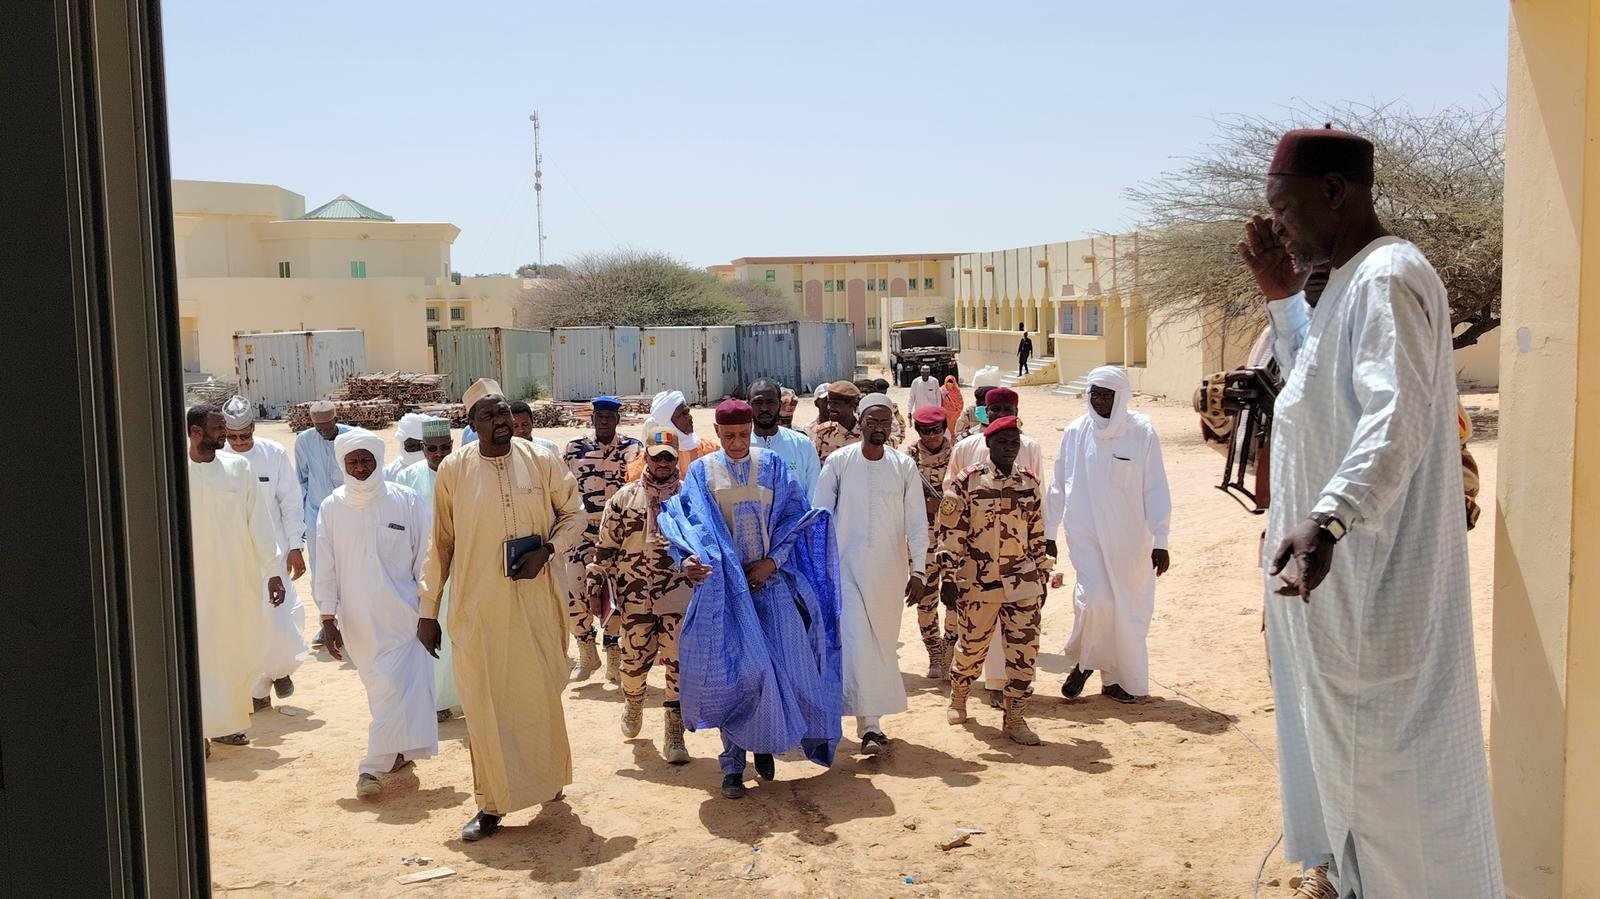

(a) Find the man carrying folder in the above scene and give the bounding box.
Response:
[417,378,585,843]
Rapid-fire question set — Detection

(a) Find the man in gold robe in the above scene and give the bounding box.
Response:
[418,378,584,842]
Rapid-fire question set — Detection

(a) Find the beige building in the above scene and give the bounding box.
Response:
[953,232,1500,397]
[722,253,956,345]
[173,180,520,378]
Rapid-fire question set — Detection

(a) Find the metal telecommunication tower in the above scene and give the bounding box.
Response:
[529,110,547,267]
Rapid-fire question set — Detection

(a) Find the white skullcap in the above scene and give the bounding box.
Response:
[462,378,503,411]
[859,393,893,414]
[309,399,336,416]
[222,395,255,429]
[814,384,828,401]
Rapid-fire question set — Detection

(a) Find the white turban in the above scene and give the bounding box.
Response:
[222,395,255,429]
[392,412,430,469]
[814,384,828,401]
[333,428,386,509]
[647,389,698,451]
[1085,365,1132,440]
[859,393,893,414]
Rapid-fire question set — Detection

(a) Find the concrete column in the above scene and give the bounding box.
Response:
[1493,3,1600,897]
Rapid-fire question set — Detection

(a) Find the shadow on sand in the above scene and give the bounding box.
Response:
[453,799,637,884]
[333,768,471,825]
[696,765,897,848]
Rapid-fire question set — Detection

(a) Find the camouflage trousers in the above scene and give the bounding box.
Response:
[950,596,1044,700]
[619,607,682,702]
[916,572,958,647]
[565,538,621,644]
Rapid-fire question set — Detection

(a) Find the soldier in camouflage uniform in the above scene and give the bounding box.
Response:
[587,426,706,763]
[931,415,1054,745]
[562,396,644,682]
[807,379,862,464]
[905,404,957,678]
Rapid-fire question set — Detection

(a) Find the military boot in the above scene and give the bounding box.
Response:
[572,638,601,681]
[621,696,644,738]
[923,639,945,679]
[1002,696,1041,746]
[662,706,690,765]
[947,685,969,724]
[604,642,622,685]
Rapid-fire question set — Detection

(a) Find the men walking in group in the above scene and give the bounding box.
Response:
[633,390,719,479]
[562,396,643,682]
[220,396,307,710]
[313,429,437,799]
[417,378,584,842]
[1046,366,1172,704]
[1241,127,1501,896]
[655,399,841,800]
[812,395,928,753]
[905,405,957,677]
[586,426,707,763]
[186,404,285,751]
[1016,325,1033,376]
[908,365,941,418]
[384,412,430,480]
[808,380,861,463]
[391,417,460,720]
[295,399,349,647]
[749,378,821,496]
[936,417,1052,745]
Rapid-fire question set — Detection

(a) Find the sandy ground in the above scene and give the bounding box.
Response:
[207,384,1498,898]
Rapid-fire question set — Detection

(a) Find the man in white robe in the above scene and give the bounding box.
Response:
[1045,366,1171,704]
[384,412,429,480]
[392,417,460,719]
[907,365,940,417]
[1240,127,1501,897]
[314,429,437,799]
[813,394,928,752]
[186,404,284,749]
[220,396,308,709]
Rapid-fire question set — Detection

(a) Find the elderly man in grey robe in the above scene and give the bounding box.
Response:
[295,399,349,647]
[812,394,928,752]
[1239,127,1501,898]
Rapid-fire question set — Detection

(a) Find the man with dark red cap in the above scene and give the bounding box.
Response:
[930,415,1051,745]
[1240,127,1501,896]
[906,405,957,677]
[654,398,842,800]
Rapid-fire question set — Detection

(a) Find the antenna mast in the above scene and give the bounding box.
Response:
[529,110,547,267]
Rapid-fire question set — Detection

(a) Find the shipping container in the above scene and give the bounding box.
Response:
[612,325,643,397]
[735,322,801,396]
[233,329,365,419]
[433,327,551,402]
[640,326,741,404]
[551,326,632,401]
[795,321,857,392]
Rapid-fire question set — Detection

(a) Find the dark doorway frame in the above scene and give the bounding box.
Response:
[1,0,207,894]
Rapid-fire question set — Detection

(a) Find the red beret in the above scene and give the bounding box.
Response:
[983,415,1019,437]
[985,386,1018,407]
[1269,127,1374,185]
[913,406,946,426]
[714,398,753,425]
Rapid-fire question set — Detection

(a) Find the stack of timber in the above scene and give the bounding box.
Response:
[286,399,399,432]
[341,372,448,410]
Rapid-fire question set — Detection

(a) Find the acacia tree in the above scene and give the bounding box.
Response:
[515,248,795,328]
[1120,99,1503,348]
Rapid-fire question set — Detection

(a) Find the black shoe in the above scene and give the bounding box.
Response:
[720,773,746,799]
[860,732,890,755]
[312,622,332,648]
[273,676,295,699]
[460,811,502,842]
[1102,683,1142,704]
[1061,665,1094,699]
[252,696,271,713]
[754,753,775,781]
[437,708,454,723]
[213,732,248,746]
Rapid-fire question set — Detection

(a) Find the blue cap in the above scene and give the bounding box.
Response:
[592,395,621,411]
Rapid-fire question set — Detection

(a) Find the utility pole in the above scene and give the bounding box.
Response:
[529,110,547,268]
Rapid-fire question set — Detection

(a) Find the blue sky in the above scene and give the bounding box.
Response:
[162,1,1507,274]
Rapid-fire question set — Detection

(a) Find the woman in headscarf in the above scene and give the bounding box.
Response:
[627,390,719,480]
[940,375,964,438]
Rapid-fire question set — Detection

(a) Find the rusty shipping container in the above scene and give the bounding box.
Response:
[640,326,739,405]
[795,320,857,393]
[433,327,552,401]
[233,329,365,419]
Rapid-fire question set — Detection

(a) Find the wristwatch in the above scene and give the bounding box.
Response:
[1310,511,1347,542]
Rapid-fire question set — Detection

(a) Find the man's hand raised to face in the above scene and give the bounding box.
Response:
[1237,214,1308,301]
